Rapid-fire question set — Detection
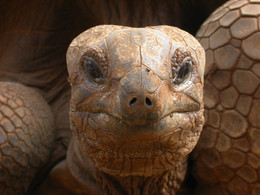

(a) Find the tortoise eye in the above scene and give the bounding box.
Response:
[82,56,104,83]
[178,60,192,80]
[172,58,193,85]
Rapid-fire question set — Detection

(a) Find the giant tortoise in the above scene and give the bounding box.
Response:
[0,0,259,194]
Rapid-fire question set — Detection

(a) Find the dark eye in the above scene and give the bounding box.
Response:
[178,60,192,79]
[82,57,104,82]
[172,58,192,85]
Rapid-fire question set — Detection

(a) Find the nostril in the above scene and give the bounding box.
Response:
[145,97,152,106]
[129,97,137,106]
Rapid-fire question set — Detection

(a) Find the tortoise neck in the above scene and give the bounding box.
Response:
[66,138,187,195]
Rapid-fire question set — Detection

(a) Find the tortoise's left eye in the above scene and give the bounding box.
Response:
[178,59,192,80]
[82,56,105,83]
[172,57,193,85]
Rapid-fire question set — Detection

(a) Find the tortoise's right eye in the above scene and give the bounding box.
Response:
[82,56,105,83]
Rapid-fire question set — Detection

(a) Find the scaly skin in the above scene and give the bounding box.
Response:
[193,0,260,194]
[0,82,55,194]
[38,25,205,194]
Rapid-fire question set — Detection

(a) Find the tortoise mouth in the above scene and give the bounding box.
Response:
[70,109,201,138]
[70,108,204,142]
[71,101,201,127]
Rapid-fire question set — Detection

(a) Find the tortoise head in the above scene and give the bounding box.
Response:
[66,25,205,177]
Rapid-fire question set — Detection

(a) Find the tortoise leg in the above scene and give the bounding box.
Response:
[192,0,260,194]
[0,81,55,194]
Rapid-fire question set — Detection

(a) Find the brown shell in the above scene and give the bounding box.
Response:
[193,0,260,194]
